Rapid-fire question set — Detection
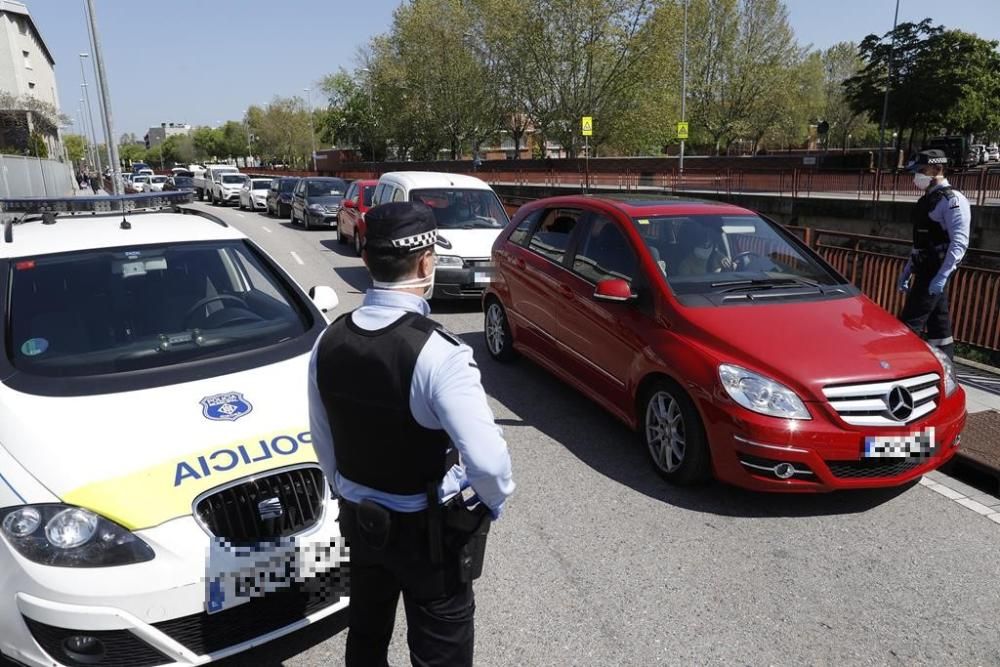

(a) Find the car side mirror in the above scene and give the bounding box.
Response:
[593,278,636,303]
[343,199,356,209]
[308,285,339,312]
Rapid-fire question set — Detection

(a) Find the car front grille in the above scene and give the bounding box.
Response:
[153,567,347,656]
[24,618,170,667]
[822,373,940,427]
[826,457,926,479]
[195,466,326,545]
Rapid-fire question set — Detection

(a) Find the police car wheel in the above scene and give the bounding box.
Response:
[484,299,517,362]
[639,380,711,485]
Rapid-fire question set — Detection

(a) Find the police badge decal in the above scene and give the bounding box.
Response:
[200,392,254,421]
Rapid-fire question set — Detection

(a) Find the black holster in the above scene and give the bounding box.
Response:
[443,498,492,583]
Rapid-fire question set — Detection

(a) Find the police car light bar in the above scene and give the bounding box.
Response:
[0,190,195,215]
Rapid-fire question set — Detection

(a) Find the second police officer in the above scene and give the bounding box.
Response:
[308,201,515,667]
[897,149,971,360]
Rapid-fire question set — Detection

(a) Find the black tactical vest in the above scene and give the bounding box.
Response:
[315,311,452,495]
[912,186,954,251]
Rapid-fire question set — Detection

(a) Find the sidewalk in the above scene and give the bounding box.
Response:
[953,361,1000,491]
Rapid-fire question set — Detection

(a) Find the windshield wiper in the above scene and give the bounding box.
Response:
[711,277,820,291]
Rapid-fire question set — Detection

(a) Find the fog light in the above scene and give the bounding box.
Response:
[773,462,796,479]
[63,635,105,664]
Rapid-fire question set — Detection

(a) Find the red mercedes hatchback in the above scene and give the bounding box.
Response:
[483,195,966,492]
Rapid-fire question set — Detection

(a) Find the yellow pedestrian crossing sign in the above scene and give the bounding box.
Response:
[677,122,689,140]
[582,116,593,136]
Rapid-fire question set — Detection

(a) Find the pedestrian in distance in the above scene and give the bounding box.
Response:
[88,172,99,195]
[308,201,515,667]
[897,148,971,360]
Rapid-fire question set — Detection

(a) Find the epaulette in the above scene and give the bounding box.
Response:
[433,327,463,346]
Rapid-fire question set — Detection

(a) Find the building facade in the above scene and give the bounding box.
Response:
[145,122,192,148]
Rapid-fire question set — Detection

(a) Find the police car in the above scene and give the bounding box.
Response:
[0,192,348,666]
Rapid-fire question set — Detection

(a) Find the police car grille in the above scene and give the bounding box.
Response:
[154,567,347,655]
[196,466,325,544]
[24,617,170,667]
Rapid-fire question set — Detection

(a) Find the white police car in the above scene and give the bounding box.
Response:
[0,192,347,666]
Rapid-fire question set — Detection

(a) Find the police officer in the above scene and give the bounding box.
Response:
[308,201,515,667]
[897,149,971,360]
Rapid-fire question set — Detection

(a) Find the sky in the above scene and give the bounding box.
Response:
[20,0,1000,144]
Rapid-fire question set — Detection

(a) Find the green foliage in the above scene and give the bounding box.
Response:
[245,98,314,168]
[29,131,47,158]
[64,133,88,163]
[118,141,145,164]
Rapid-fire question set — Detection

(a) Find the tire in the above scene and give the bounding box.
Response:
[337,218,347,244]
[484,298,518,362]
[638,379,711,485]
[280,203,290,219]
[354,230,362,256]
[303,212,311,230]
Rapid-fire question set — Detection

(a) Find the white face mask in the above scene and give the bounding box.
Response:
[913,173,935,190]
[693,246,713,260]
[371,250,435,299]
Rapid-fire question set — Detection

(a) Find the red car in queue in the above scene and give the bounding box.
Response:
[482,195,966,492]
[337,179,378,256]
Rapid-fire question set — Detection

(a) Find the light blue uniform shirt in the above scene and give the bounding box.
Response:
[308,289,514,518]
[915,179,971,282]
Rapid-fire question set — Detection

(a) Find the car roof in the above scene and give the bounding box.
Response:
[378,171,494,191]
[0,210,246,259]
[524,194,756,218]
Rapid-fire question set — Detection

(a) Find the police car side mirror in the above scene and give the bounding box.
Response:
[309,285,339,312]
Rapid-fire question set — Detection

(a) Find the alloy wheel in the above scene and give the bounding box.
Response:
[645,391,686,473]
[485,302,507,356]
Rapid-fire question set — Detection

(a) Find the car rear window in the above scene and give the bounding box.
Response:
[6,240,311,377]
[527,208,581,263]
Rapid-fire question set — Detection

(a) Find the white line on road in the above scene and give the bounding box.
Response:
[235,213,245,218]
[290,251,305,265]
[262,226,272,233]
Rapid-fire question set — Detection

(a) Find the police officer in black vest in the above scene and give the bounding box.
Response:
[898,149,971,360]
[308,201,515,667]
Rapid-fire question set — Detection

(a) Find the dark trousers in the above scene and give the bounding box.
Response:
[339,499,475,667]
[900,268,955,359]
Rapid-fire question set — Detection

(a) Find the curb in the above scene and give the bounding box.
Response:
[950,452,1000,495]
[956,356,1000,376]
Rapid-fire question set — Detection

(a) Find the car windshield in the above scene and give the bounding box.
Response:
[362,185,375,206]
[279,179,298,193]
[252,180,271,190]
[174,177,193,186]
[6,240,311,377]
[634,214,843,295]
[222,174,245,184]
[151,176,167,183]
[410,188,509,229]
[307,180,346,196]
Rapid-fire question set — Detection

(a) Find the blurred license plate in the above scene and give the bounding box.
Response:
[205,537,343,614]
[474,272,491,283]
[863,427,935,458]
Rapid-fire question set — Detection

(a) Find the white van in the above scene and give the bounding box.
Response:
[372,171,510,299]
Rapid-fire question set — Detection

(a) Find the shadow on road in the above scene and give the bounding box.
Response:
[332,266,372,294]
[216,608,349,666]
[463,333,914,519]
[320,239,361,259]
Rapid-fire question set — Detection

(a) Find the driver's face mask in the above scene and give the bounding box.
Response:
[693,244,713,260]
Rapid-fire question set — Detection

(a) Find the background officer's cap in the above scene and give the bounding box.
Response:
[363,202,437,254]
[906,149,949,172]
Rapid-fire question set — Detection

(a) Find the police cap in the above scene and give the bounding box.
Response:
[363,201,437,254]
[906,149,949,172]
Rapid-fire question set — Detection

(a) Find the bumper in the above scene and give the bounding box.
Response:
[305,211,338,227]
[220,193,240,204]
[702,386,967,492]
[251,198,267,210]
[432,266,493,300]
[1,506,348,666]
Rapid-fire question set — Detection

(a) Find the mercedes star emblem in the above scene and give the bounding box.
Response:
[885,385,915,421]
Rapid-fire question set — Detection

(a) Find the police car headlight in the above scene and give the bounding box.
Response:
[435,254,464,268]
[719,364,811,420]
[0,504,155,567]
[927,343,958,397]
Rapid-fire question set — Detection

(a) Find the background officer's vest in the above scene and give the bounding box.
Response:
[912,187,954,252]
[316,311,452,495]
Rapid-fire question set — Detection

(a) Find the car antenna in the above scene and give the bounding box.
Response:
[120,195,131,230]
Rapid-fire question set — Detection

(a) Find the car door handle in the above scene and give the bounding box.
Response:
[515,258,526,270]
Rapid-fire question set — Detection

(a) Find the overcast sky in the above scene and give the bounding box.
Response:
[21,0,1000,141]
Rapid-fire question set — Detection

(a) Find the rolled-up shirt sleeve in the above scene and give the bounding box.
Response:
[307,342,339,498]
[935,192,971,282]
[427,343,514,518]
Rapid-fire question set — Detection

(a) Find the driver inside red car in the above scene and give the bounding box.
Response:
[675,222,735,276]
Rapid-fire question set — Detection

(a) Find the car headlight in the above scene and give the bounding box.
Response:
[1,504,155,567]
[719,364,811,420]
[308,204,324,212]
[435,254,464,268]
[926,343,958,396]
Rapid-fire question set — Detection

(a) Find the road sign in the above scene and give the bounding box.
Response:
[677,122,689,140]
[582,116,593,136]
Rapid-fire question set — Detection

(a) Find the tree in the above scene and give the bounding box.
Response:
[819,42,875,151]
[29,131,47,158]
[119,141,145,165]
[246,97,313,167]
[64,134,88,163]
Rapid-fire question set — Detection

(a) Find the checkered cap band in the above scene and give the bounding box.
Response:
[391,229,437,250]
[927,157,948,164]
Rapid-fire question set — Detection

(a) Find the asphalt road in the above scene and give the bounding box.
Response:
[186,201,1000,667]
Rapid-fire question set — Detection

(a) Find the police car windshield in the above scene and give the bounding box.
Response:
[634,214,843,295]
[410,188,509,229]
[6,240,311,377]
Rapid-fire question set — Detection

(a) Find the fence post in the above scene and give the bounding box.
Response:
[0,156,9,198]
[803,227,813,248]
[977,167,987,207]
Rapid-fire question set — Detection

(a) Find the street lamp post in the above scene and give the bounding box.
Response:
[679,0,688,175]
[242,110,252,168]
[360,68,375,162]
[877,0,902,172]
[303,88,317,171]
[85,0,122,194]
[79,55,103,179]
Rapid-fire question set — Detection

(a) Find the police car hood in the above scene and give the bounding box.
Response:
[0,355,317,531]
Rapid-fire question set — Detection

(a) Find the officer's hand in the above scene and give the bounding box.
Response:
[929,274,947,296]
[897,266,912,293]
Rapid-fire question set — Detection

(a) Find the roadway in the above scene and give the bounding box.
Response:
[190,201,1000,666]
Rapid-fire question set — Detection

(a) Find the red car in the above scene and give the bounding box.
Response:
[483,195,966,492]
[337,178,378,256]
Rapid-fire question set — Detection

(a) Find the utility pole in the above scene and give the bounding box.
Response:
[360,68,375,162]
[877,0,901,172]
[85,0,122,194]
[679,0,688,175]
[78,99,94,170]
[303,88,317,171]
[79,56,103,178]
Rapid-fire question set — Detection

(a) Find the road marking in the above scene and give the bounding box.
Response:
[920,475,1000,526]
[290,251,305,265]
[236,213,245,218]
[262,226,272,233]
